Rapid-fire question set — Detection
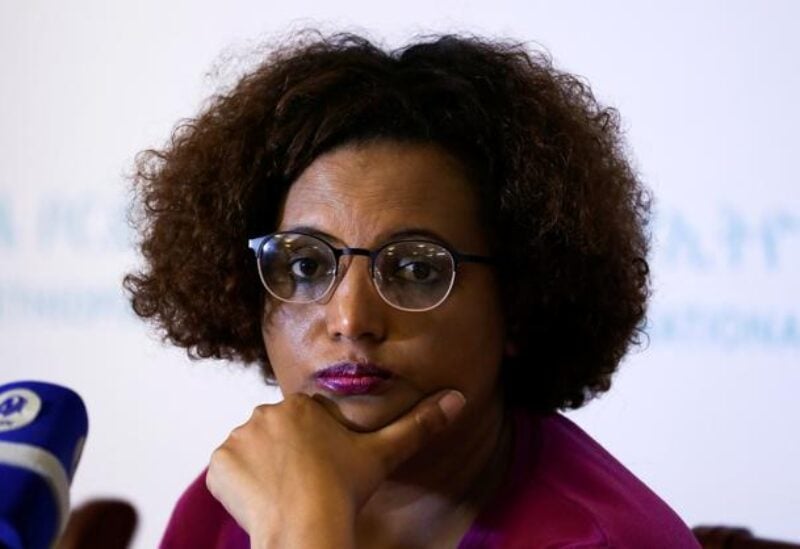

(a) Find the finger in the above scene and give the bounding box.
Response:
[365,389,466,473]
[310,392,356,430]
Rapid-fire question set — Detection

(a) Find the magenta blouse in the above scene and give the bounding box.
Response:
[160,411,699,548]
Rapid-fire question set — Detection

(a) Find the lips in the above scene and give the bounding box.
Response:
[314,362,393,396]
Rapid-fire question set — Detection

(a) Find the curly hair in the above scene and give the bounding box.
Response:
[124,31,650,413]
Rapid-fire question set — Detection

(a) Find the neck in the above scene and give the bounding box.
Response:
[356,393,513,548]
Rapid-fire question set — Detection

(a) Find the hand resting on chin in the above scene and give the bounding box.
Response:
[205,389,467,549]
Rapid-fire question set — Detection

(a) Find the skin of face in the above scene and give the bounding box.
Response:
[261,140,508,435]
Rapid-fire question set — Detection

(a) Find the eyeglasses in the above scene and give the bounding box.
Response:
[248,231,494,312]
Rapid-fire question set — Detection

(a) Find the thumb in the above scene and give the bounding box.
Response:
[365,390,466,473]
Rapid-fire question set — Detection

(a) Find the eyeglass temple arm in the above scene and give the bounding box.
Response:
[456,252,495,265]
[248,237,267,255]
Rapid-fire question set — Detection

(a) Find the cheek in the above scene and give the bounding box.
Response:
[261,306,319,387]
[418,296,506,391]
[459,287,506,385]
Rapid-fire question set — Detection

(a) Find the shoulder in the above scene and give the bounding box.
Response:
[462,411,700,549]
[159,469,249,549]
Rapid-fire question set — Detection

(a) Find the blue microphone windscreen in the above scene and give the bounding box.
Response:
[0,381,88,480]
[0,466,58,549]
[0,381,89,549]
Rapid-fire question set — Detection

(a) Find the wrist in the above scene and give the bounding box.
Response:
[249,495,356,549]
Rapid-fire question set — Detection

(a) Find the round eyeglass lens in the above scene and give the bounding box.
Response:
[258,233,337,302]
[374,241,456,310]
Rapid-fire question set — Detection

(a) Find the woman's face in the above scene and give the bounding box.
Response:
[262,140,507,432]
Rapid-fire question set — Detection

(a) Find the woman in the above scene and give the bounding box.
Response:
[125,32,700,548]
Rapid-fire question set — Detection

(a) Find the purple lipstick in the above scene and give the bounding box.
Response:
[314,362,392,396]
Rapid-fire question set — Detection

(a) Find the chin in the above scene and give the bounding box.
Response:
[326,397,412,433]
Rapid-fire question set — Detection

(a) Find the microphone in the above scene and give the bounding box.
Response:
[0,381,88,549]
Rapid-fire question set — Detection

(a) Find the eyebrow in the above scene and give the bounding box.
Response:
[283,225,452,247]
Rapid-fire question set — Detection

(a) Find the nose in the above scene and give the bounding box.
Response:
[324,256,388,343]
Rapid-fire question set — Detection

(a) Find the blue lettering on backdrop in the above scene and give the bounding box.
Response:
[659,211,711,268]
[38,196,91,248]
[649,306,800,348]
[761,212,798,270]
[36,192,129,252]
[720,208,747,268]
[0,282,130,322]
[657,207,800,271]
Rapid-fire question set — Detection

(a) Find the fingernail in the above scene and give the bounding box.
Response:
[437,391,466,422]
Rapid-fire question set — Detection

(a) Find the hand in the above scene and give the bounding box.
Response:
[205,389,466,549]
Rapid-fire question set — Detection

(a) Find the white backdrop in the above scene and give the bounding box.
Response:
[1,1,798,547]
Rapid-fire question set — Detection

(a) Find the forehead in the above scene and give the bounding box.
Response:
[277,141,488,249]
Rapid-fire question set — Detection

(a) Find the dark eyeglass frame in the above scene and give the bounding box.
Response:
[247,231,495,312]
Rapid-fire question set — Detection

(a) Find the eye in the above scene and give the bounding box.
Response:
[289,257,323,280]
[395,259,440,283]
